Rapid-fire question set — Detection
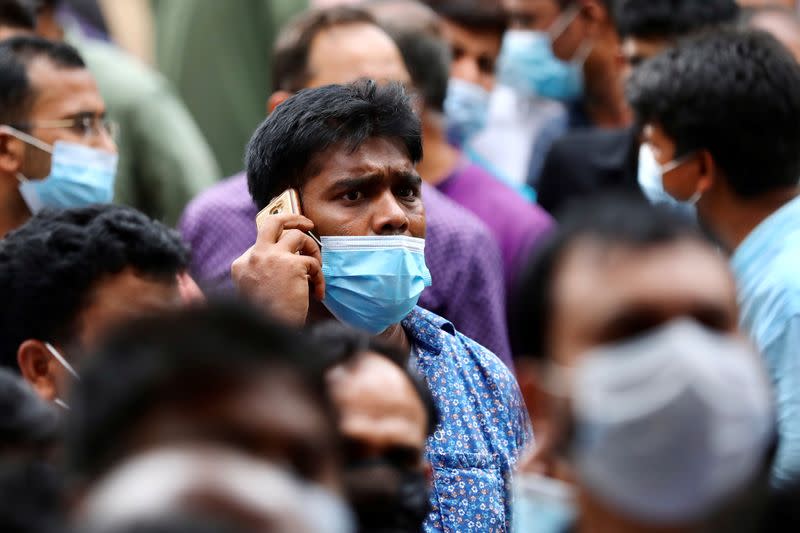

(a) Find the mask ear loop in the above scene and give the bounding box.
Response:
[547,5,595,67]
[44,342,80,380]
[0,125,54,154]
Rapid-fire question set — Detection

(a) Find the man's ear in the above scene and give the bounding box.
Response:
[267,91,292,115]
[17,339,57,402]
[0,130,25,176]
[696,149,715,195]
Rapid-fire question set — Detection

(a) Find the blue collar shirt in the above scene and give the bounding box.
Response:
[403,307,533,532]
[732,195,800,486]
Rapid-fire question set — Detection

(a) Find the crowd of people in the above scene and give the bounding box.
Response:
[0,0,799,532]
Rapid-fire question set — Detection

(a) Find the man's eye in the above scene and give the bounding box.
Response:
[343,191,363,202]
[397,187,417,199]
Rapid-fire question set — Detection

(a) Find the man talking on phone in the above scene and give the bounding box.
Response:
[232,80,531,533]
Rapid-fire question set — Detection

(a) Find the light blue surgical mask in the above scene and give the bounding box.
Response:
[444,78,490,146]
[321,236,432,335]
[637,143,699,219]
[513,472,576,533]
[497,8,590,102]
[5,127,117,213]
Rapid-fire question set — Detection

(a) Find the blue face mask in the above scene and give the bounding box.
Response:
[497,7,589,103]
[444,78,490,146]
[513,473,576,533]
[321,236,432,335]
[7,127,118,213]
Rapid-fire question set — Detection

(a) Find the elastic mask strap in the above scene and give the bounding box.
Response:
[687,191,703,206]
[548,4,582,42]
[44,342,80,380]
[0,125,53,154]
[53,398,71,411]
[661,152,696,175]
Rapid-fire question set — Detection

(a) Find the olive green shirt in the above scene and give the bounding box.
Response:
[155,0,308,177]
[72,34,220,225]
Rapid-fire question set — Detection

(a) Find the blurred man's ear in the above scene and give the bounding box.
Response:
[0,130,26,176]
[17,339,58,402]
[267,91,292,115]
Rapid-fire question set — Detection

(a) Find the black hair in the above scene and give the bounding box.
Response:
[421,0,507,34]
[614,0,739,39]
[246,79,422,209]
[0,368,60,457]
[0,205,190,372]
[511,193,707,360]
[627,28,800,198]
[370,1,451,112]
[0,35,85,126]
[272,6,377,93]
[65,301,331,484]
[0,0,37,31]
[311,321,440,438]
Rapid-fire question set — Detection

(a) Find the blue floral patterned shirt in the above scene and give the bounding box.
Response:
[403,307,533,532]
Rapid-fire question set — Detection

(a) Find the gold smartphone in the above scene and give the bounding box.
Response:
[256,189,322,247]
[256,189,301,230]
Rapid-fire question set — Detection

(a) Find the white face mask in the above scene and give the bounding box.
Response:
[512,472,576,533]
[637,144,700,217]
[44,342,79,410]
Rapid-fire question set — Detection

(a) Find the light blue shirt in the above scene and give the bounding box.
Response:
[731,195,800,486]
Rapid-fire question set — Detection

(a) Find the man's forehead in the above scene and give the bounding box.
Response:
[307,22,411,86]
[313,137,415,177]
[555,238,736,314]
[27,57,104,117]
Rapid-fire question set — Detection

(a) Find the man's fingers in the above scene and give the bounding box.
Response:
[255,213,315,245]
[301,255,326,301]
[276,229,323,263]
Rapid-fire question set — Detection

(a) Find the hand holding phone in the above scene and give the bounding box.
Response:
[233,210,325,326]
[256,189,322,247]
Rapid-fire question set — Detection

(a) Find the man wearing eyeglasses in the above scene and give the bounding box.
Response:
[0,35,117,239]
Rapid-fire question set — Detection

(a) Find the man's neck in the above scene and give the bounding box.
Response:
[704,186,800,252]
[417,112,462,187]
[583,37,631,128]
[0,182,31,239]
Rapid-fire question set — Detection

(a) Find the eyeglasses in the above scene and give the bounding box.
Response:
[10,114,119,140]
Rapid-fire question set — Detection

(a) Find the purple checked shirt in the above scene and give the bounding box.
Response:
[437,157,555,290]
[178,172,513,366]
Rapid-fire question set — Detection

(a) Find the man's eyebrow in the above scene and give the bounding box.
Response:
[396,171,422,186]
[328,171,422,191]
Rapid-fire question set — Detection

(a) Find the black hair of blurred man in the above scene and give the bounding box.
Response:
[0,35,115,237]
[615,0,740,73]
[0,204,189,405]
[0,0,36,39]
[312,321,436,533]
[504,0,630,128]
[64,301,341,494]
[419,0,506,92]
[628,28,800,252]
[510,193,739,478]
[742,5,800,61]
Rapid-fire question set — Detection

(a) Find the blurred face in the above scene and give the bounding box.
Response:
[549,239,739,367]
[24,269,183,404]
[18,57,116,181]
[300,137,425,239]
[306,22,411,87]
[519,237,739,478]
[327,352,428,468]
[442,19,503,91]
[132,371,341,490]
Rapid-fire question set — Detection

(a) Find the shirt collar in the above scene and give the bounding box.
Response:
[402,307,456,355]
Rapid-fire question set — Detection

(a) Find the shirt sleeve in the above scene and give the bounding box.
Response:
[762,313,800,487]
